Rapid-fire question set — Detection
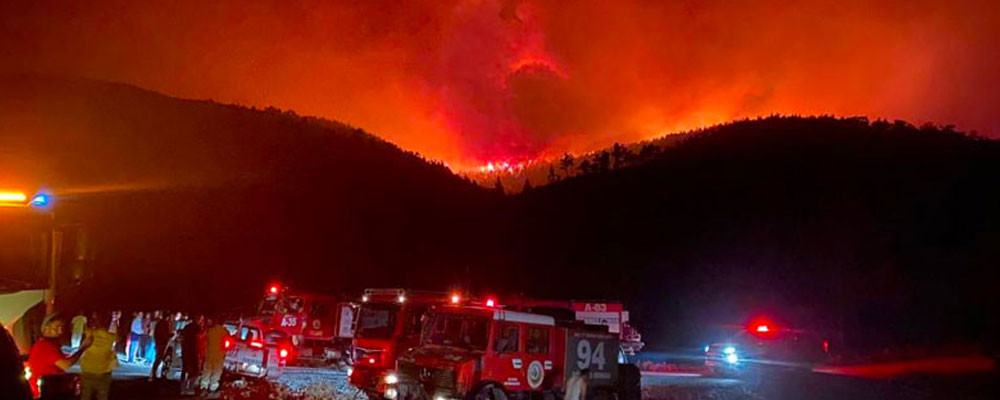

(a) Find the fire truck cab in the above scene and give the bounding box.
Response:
[389,304,638,400]
[248,284,355,366]
[351,289,452,397]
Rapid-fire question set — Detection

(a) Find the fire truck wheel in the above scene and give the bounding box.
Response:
[593,388,615,400]
[470,382,509,400]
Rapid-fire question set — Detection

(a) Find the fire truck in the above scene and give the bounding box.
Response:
[245,284,355,366]
[350,288,455,398]
[387,301,641,400]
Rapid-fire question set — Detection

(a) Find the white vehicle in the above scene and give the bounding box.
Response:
[158,321,290,380]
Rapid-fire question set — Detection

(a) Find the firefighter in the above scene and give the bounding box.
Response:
[199,317,228,392]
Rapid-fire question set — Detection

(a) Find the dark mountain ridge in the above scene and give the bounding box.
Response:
[2,77,998,351]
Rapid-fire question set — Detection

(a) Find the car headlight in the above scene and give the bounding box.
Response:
[384,388,399,399]
[725,353,739,364]
[384,373,399,384]
[723,346,736,355]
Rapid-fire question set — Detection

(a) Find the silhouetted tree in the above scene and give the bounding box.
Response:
[493,177,505,195]
[595,151,611,173]
[578,159,594,175]
[611,143,631,169]
[522,179,533,193]
[547,165,559,183]
[559,154,575,176]
[638,144,658,162]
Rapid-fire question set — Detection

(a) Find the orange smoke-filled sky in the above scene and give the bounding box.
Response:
[2,0,998,169]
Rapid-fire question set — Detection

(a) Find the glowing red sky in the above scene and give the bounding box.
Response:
[2,0,998,169]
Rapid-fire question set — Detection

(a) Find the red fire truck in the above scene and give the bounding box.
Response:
[387,302,641,400]
[245,284,355,366]
[350,288,455,398]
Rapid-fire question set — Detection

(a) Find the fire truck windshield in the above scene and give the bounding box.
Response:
[422,313,489,351]
[357,302,400,339]
[259,296,304,316]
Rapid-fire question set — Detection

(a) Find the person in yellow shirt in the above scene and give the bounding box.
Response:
[199,317,229,392]
[79,313,118,400]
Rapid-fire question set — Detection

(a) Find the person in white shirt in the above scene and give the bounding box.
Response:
[126,312,145,363]
[71,313,88,348]
[564,368,589,400]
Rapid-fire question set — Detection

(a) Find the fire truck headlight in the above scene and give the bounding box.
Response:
[384,388,398,400]
[435,396,448,400]
[24,366,31,381]
[725,353,739,364]
[723,346,736,355]
[384,373,399,384]
[346,367,353,377]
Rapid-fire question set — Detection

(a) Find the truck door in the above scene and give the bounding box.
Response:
[523,326,554,391]
[487,322,523,390]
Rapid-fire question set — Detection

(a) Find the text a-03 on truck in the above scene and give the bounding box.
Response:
[351,288,458,398]
[386,304,641,400]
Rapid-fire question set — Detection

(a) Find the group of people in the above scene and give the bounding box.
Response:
[26,312,118,400]
[24,310,232,399]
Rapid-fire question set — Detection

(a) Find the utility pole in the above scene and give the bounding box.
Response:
[45,213,62,315]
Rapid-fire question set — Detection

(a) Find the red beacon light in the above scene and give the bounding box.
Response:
[747,317,778,338]
[485,298,496,307]
[450,294,461,304]
[223,338,233,349]
[268,284,281,295]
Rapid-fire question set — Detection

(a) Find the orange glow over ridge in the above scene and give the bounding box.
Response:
[1,0,997,171]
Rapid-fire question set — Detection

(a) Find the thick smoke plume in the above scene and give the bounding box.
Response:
[2,0,997,168]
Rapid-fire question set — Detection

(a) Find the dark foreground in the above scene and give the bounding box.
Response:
[91,362,1000,400]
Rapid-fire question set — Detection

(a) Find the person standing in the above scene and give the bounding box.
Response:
[27,315,91,398]
[199,317,228,392]
[150,312,172,380]
[79,313,118,400]
[70,312,88,348]
[127,312,144,363]
[140,312,153,364]
[564,368,589,400]
[179,315,204,395]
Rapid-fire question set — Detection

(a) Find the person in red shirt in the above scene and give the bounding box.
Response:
[27,315,91,398]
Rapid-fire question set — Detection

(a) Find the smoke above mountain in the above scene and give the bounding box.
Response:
[2,0,997,168]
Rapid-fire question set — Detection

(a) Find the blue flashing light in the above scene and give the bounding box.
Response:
[723,346,736,355]
[725,353,739,364]
[29,193,51,208]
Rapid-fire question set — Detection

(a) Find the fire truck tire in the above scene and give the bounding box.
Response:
[615,364,641,400]
[469,382,509,400]
[593,388,615,400]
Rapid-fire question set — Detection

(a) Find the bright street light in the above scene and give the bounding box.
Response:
[0,191,29,206]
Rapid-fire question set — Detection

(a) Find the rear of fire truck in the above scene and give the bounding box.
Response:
[249,284,355,367]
